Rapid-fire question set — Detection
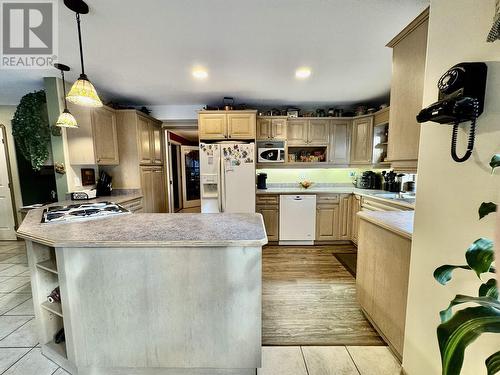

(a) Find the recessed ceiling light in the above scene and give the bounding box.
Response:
[192,68,208,79]
[295,67,312,79]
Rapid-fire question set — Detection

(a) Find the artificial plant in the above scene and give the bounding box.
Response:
[11,90,51,171]
[434,154,500,375]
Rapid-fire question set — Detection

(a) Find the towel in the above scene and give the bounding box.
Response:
[487,0,500,42]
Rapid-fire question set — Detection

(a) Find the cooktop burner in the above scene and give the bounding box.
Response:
[41,202,130,223]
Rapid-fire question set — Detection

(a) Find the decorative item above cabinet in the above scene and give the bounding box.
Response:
[198,110,257,140]
[386,8,429,173]
[66,104,119,166]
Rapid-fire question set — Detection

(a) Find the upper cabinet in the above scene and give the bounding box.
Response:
[137,114,163,165]
[386,9,429,173]
[256,117,287,140]
[198,111,257,140]
[67,104,119,166]
[350,116,374,165]
[287,119,329,146]
[198,113,227,140]
[328,120,350,165]
[286,119,309,145]
[308,120,330,145]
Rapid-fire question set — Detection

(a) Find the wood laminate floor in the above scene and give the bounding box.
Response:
[262,245,384,346]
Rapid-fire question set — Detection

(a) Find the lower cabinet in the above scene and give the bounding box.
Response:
[351,195,362,244]
[256,195,279,242]
[316,203,340,241]
[357,217,411,359]
[140,166,166,213]
[315,194,351,242]
[256,206,279,241]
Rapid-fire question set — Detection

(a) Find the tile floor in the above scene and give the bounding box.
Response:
[0,240,402,375]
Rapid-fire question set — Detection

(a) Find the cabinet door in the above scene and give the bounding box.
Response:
[138,116,152,164]
[152,167,167,213]
[151,123,163,165]
[256,118,272,140]
[66,104,96,165]
[350,117,373,164]
[92,106,119,165]
[338,194,351,240]
[256,205,279,241]
[286,119,308,145]
[387,18,428,171]
[140,167,154,213]
[316,204,339,241]
[308,119,329,145]
[199,113,227,140]
[227,113,256,139]
[329,121,350,164]
[351,195,362,244]
[271,119,287,140]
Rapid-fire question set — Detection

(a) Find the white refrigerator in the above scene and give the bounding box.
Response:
[199,142,256,213]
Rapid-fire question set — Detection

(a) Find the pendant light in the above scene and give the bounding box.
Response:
[64,0,103,107]
[54,63,78,128]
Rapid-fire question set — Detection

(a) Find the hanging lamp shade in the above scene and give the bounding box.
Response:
[64,0,103,107]
[66,73,102,107]
[56,109,78,128]
[54,62,78,128]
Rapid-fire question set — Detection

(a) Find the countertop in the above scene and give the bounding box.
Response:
[17,211,267,248]
[256,186,415,209]
[357,210,414,239]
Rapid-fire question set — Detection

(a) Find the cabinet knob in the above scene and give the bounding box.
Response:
[97,158,101,162]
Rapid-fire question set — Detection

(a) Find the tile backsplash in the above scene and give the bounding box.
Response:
[257,168,387,184]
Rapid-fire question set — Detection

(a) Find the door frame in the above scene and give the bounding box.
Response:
[180,145,200,209]
[0,124,18,239]
[165,132,184,213]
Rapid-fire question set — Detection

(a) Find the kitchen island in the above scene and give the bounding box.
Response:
[17,211,267,375]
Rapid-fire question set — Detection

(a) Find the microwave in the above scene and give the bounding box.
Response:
[258,141,285,163]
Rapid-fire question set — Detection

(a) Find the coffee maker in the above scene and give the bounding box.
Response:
[257,173,267,190]
[96,171,112,196]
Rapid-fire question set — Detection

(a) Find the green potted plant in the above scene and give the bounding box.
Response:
[11,90,51,171]
[434,155,500,375]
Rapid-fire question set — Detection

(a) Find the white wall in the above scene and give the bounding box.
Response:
[148,105,204,121]
[0,106,23,224]
[403,1,500,374]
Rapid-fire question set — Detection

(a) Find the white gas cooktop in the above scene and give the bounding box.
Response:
[42,202,129,224]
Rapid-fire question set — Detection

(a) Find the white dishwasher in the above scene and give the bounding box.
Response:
[279,195,316,245]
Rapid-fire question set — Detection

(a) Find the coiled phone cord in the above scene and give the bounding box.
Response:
[451,99,479,163]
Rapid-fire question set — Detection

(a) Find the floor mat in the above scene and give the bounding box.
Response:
[333,252,357,277]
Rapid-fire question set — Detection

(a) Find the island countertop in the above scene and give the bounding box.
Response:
[17,211,267,248]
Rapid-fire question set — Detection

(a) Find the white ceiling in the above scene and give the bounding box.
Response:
[0,0,429,108]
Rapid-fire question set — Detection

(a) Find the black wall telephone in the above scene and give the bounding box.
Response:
[416,62,488,162]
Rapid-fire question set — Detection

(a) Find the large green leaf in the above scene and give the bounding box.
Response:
[486,351,500,375]
[480,279,499,300]
[439,295,500,323]
[466,238,495,277]
[437,306,500,375]
[434,265,471,285]
[490,155,500,173]
[479,202,498,220]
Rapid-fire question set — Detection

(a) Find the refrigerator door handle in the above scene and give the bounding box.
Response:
[220,157,226,213]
